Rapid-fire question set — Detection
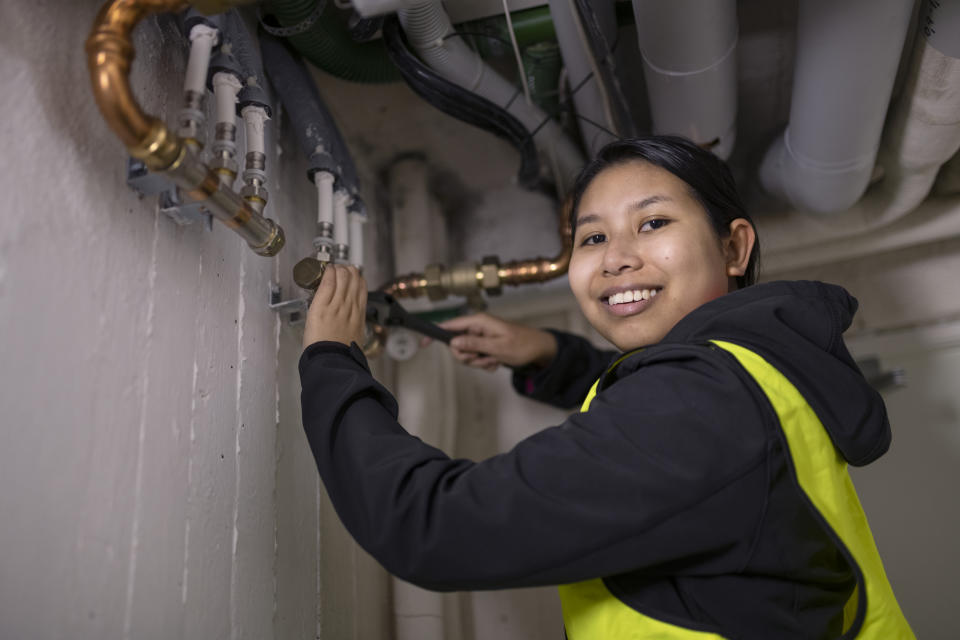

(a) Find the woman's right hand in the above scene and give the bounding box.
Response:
[433,313,558,372]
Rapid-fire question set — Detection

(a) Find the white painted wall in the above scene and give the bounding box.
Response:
[0,3,389,639]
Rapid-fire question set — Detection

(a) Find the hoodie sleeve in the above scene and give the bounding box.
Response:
[510,329,618,409]
[300,341,770,591]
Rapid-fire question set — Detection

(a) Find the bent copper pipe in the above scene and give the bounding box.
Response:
[86,0,284,256]
[379,199,573,299]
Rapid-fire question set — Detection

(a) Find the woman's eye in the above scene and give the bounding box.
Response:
[580,233,606,246]
[640,218,669,232]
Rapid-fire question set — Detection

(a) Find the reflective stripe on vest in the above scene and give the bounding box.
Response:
[557,341,915,639]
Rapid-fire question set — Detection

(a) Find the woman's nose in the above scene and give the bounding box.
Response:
[602,236,642,275]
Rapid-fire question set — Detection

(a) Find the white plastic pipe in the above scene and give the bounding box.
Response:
[348,209,366,269]
[632,0,738,159]
[315,171,335,227]
[212,72,241,126]
[184,24,219,95]
[759,0,914,214]
[333,190,350,250]
[548,0,619,156]
[398,2,584,192]
[240,105,268,156]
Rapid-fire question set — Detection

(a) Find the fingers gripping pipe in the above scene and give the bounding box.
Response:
[86,0,284,256]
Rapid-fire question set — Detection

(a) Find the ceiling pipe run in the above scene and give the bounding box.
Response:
[397,1,584,193]
[759,0,914,214]
[85,0,284,256]
[632,0,738,159]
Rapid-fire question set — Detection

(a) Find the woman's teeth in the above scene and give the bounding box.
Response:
[607,289,659,306]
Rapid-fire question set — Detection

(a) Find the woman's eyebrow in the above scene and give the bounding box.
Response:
[629,195,672,211]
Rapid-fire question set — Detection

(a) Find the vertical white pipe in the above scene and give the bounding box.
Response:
[212,72,241,126]
[348,210,365,269]
[632,0,738,159]
[315,171,335,227]
[184,25,219,95]
[241,106,268,156]
[333,191,350,260]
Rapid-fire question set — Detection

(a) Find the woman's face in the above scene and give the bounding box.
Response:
[568,161,746,351]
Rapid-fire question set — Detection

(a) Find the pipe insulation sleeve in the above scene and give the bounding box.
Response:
[259,30,359,193]
[398,2,583,191]
[334,191,350,247]
[185,24,219,95]
[349,211,365,269]
[316,171,335,226]
[759,0,914,214]
[214,72,242,125]
[633,0,737,159]
[242,105,268,155]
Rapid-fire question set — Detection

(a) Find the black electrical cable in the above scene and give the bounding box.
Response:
[382,16,541,190]
[572,0,636,138]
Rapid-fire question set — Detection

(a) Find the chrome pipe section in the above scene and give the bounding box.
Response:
[86,0,284,256]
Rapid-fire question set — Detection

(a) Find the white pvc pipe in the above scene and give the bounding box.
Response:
[240,105,268,156]
[348,210,365,269]
[315,171,335,227]
[184,24,219,95]
[548,0,619,156]
[759,0,914,214]
[333,190,350,249]
[212,72,241,126]
[398,2,584,192]
[632,0,738,159]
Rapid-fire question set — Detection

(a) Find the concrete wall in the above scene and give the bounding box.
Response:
[0,3,389,638]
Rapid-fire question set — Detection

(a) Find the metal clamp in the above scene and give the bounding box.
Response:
[269,283,309,325]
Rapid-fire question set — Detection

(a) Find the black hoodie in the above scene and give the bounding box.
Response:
[299,280,891,639]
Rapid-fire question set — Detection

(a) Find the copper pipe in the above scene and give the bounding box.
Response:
[86,0,285,256]
[378,198,573,298]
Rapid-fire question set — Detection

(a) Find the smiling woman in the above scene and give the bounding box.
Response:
[299,136,915,639]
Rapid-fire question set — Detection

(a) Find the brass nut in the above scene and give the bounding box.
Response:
[253,223,285,257]
[424,264,445,301]
[445,261,482,296]
[241,182,269,211]
[210,155,239,179]
[293,256,327,289]
[480,255,502,295]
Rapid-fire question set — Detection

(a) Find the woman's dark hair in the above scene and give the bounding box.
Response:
[569,135,761,288]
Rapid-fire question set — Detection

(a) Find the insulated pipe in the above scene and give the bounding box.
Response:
[632,0,738,159]
[759,0,914,214]
[758,0,960,257]
[398,1,584,193]
[86,0,284,256]
[547,0,619,156]
[259,31,360,197]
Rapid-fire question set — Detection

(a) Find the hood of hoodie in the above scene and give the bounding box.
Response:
[647,280,891,466]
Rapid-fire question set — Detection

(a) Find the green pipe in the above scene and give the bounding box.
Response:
[266,0,399,83]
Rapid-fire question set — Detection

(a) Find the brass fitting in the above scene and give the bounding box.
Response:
[86,0,285,257]
[241,181,269,212]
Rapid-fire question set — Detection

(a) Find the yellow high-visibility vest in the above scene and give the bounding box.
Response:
[558,341,914,639]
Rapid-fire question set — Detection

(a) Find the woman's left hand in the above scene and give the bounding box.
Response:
[303,264,368,350]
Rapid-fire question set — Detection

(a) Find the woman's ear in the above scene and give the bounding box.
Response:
[724,219,756,278]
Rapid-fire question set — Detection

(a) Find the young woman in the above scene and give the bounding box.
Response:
[300,136,914,639]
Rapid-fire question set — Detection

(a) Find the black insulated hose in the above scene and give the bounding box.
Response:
[381,16,541,191]
[259,29,360,195]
